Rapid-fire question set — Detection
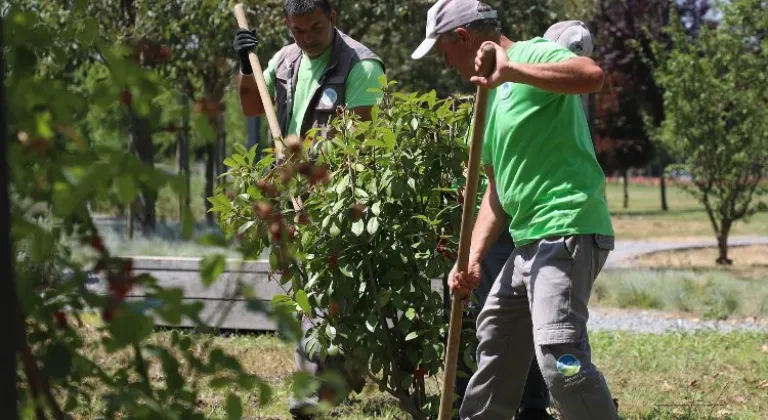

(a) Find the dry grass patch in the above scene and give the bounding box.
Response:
[633,245,768,279]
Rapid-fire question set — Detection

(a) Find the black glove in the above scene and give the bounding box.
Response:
[233,28,259,75]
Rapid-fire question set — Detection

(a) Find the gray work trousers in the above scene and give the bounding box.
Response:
[460,234,619,420]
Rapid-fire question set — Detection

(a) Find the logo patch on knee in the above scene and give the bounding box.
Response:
[556,354,581,377]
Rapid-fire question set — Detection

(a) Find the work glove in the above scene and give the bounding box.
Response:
[233,28,259,75]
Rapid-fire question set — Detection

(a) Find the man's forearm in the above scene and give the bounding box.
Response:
[237,73,266,116]
[468,186,508,264]
[502,57,604,94]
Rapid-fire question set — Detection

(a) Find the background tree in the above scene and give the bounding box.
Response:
[649,0,768,264]
[591,0,712,209]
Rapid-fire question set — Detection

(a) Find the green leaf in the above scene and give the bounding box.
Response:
[223,157,239,168]
[335,175,350,195]
[329,223,341,237]
[237,221,256,235]
[351,219,365,236]
[43,343,71,379]
[405,331,421,341]
[225,394,243,420]
[377,290,392,308]
[200,254,226,287]
[366,217,380,235]
[295,290,311,313]
[116,175,137,204]
[371,202,382,216]
[80,18,99,45]
[365,314,378,333]
[371,105,380,121]
[339,265,354,278]
[326,324,337,340]
[382,128,396,150]
[108,306,154,346]
[405,308,417,320]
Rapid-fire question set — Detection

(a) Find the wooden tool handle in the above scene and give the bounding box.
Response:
[438,43,497,420]
[233,3,284,155]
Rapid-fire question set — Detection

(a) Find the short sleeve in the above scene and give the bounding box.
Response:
[344,59,386,109]
[262,49,283,98]
[518,37,577,65]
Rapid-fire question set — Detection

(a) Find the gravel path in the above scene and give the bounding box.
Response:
[605,235,768,268]
[588,307,768,334]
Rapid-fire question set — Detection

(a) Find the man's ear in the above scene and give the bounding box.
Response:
[329,9,337,27]
[454,27,472,45]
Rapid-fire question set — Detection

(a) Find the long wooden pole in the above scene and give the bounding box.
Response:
[438,44,496,420]
[233,3,284,156]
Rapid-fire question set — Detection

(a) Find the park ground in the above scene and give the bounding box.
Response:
[84,178,768,419]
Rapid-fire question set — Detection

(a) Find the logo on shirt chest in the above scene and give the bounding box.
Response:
[320,87,338,107]
[499,82,513,99]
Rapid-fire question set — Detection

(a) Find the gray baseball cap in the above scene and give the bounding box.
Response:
[411,0,499,60]
[543,20,594,57]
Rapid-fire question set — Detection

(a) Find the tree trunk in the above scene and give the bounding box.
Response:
[0,17,20,417]
[716,220,733,265]
[660,169,668,211]
[205,142,215,225]
[216,112,226,187]
[178,88,191,223]
[133,116,156,233]
[623,168,630,209]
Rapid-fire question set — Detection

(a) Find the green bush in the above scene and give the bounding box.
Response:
[213,79,474,418]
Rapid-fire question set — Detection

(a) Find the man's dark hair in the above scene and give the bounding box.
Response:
[283,0,333,16]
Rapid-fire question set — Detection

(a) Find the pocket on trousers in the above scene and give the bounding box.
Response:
[535,322,584,346]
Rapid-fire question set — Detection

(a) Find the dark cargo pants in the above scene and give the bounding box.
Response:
[459,234,619,420]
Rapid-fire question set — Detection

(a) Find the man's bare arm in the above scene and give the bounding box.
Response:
[472,42,605,94]
[505,56,604,94]
[468,167,509,265]
[237,73,266,116]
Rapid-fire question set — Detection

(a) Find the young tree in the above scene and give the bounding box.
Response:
[650,0,768,264]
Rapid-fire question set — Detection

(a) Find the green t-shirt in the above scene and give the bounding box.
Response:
[482,37,613,246]
[263,46,385,137]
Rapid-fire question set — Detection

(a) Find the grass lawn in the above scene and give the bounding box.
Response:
[72,327,768,419]
[605,182,768,241]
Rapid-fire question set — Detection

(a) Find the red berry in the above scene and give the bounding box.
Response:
[350,203,366,220]
[328,253,338,269]
[270,221,282,242]
[122,258,134,273]
[85,235,105,253]
[297,162,313,177]
[54,311,67,328]
[157,45,170,62]
[328,300,340,317]
[119,89,133,105]
[102,306,115,322]
[252,201,273,220]
[297,212,311,225]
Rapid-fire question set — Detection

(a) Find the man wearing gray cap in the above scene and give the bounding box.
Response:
[413,1,618,420]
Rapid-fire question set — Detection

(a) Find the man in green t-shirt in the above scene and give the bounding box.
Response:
[234,0,385,146]
[233,1,385,418]
[413,1,618,419]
